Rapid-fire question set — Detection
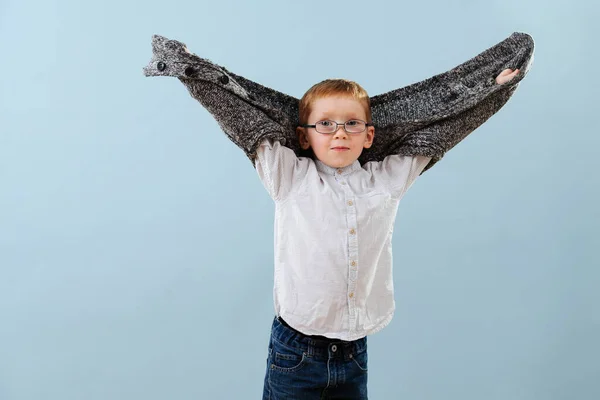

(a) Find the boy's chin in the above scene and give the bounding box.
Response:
[310,148,362,168]
[319,156,359,169]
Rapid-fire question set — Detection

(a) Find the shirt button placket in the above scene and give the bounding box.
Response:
[350,260,357,281]
[341,170,358,333]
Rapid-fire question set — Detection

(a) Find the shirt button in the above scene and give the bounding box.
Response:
[348,200,353,206]
[351,261,356,266]
[350,228,356,234]
[349,292,354,298]
[340,181,346,185]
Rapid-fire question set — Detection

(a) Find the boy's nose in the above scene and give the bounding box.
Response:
[333,125,349,138]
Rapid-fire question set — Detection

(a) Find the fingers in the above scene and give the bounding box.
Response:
[503,68,520,75]
[496,68,521,85]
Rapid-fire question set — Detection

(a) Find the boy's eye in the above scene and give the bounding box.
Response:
[347,120,359,126]
[318,120,333,127]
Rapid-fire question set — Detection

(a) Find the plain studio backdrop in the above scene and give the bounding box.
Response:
[0,0,598,399]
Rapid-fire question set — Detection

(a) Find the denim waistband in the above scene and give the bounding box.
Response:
[271,316,367,361]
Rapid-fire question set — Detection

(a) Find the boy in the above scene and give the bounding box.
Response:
[258,72,518,399]
[256,79,430,399]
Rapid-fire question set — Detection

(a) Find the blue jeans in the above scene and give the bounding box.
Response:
[263,316,368,399]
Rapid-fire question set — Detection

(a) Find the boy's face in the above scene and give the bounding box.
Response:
[296,95,375,168]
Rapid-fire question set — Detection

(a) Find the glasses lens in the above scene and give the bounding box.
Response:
[345,120,366,133]
[316,120,337,133]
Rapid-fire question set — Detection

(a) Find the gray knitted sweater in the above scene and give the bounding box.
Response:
[143,32,534,174]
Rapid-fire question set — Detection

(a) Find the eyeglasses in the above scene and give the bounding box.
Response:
[301,119,373,135]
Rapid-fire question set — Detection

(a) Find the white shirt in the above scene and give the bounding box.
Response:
[255,138,431,341]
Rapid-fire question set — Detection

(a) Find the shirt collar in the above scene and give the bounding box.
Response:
[314,159,362,176]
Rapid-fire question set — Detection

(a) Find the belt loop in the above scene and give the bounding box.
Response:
[345,341,353,359]
[355,336,365,354]
[307,339,315,357]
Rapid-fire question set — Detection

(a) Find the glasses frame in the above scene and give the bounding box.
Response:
[301,119,374,135]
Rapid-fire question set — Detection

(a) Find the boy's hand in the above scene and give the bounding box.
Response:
[495,68,520,85]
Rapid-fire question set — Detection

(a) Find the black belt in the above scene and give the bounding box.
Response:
[278,317,335,341]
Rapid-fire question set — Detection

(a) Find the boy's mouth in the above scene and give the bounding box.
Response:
[331,146,350,151]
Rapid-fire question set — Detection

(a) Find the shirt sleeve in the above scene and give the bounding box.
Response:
[255,137,308,202]
[365,154,432,198]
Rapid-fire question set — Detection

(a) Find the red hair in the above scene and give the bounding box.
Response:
[299,79,372,125]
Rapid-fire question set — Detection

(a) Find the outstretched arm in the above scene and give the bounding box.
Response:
[143,35,301,166]
[143,32,534,175]
[361,32,534,174]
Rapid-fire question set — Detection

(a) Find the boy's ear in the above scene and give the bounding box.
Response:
[296,127,311,150]
[363,126,375,149]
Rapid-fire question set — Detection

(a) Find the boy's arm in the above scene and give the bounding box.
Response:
[143,32,533,174]
[142,35,302,167]
[255,137,309,202]
[363,32,534,174]
[365,155,432,198]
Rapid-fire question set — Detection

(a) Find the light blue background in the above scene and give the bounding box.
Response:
[1,0,598,399]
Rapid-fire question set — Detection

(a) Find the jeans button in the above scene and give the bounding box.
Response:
[331,344,337,352]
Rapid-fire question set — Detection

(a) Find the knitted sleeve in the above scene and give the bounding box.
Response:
[142,35,301,166]
[143,32,534,175]
[365,32,534,173]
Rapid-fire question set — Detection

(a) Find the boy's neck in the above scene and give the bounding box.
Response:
[314,159,362,175]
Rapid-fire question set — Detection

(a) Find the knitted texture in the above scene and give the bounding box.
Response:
[143,32,534,174]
